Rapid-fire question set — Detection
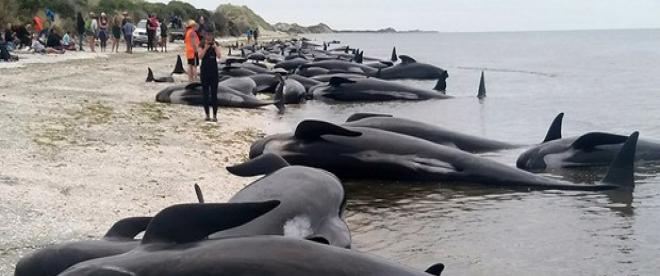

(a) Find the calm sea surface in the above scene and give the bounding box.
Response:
[265,30,660,275]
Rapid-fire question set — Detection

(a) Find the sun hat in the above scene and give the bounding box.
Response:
[186,19,197,28]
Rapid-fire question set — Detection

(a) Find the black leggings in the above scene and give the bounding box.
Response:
[202,79,218,118]
[147,30,155,51]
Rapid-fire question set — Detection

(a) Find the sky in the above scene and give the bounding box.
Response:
[150,0,660,32]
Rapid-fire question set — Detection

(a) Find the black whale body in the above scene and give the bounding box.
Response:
[247,120,638,191]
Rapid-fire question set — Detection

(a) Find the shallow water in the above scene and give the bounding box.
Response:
[263,30,660,275]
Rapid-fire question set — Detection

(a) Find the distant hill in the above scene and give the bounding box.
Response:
[215,4,275,32]
[273,22,335,34]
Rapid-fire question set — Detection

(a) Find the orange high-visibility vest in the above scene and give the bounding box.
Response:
[185,28,199,59]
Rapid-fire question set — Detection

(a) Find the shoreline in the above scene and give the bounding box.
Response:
[0,39,281,273]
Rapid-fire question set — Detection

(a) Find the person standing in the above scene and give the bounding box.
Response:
[76,12,85,51]
[198,29,222,122]
[196,16,206,43]
[122,18,135,54]
[146,14,158,52]
[88,12,98,52]
[159,19,168,52]
[184,20,199,82]
[253,27,259,44]
[98,12,109,52]
[111,14,121,53]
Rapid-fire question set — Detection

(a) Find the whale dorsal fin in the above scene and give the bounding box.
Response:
[146,67,154,82]
[543,113,564,142]
[329,77,356,87]
[226,153,290,177]
[399,55,417,64]
[104,217,152,239]
[571,132,629,150]
[425,263,445,276]
[600,132,638,189]
[172,55,185,74]
[295,120,362,140]
[345,113,393,122]
[391,46,398,62]
[477,71,486,99]
[142,201,280,244]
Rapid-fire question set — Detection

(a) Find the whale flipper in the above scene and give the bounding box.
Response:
[172,55,185,74]
[104,217,152,239]
[295,120,362,140]
[477,71,486,99]
[227,153,290,177]
[571,132,629,150]
[391,47,398,62]
[425,263,445,276]
[345,113,393,122]
[600,132,638,189]
[543,113,564,142]
[146,67,155,82]
[194,184,204,203]
[142,201,280,244]
[329,77,357,87]
[399,55,417,64]
[273,74,286,113]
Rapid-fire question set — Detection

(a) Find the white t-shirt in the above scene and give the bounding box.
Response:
[32,40,45,52]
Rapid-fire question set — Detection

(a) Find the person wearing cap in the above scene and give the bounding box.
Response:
[184,19,199,82]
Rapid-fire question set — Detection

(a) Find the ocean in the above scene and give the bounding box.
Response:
[264,30,660,275]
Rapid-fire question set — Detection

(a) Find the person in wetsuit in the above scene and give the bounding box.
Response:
[197,29,222,122]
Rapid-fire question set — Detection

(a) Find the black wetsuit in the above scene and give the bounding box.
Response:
[200,44,219,119]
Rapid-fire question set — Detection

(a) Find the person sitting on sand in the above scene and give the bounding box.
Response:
[198,29,222,122]
[184,20,199,82]
[32,34,64,54]
[46,28,63,51]
[16,24,31,49]
[62,31,76,51]
[122,18,135,54]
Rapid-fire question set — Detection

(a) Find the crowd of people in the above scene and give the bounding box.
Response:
[0,11,184,61]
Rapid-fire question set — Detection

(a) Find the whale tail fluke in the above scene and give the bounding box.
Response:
[600,132,639,190]
[172,55,186,74]
[543,113,564,142]
[146,67,155,82]
[477,71,486,99]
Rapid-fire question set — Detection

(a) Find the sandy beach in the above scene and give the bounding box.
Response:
[0,41,280,273]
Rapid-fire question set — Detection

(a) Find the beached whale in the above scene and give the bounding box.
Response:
[247,120,638,191]
[273,75,306,104]
[274,57,310,71]
[155,83,283,111]
[300,60,377,75]
[517,113,660,170]
[14,217,152,276]
[60,235,444,276]
[58,201,279,275]
[288,74,322,91]
[344,113,520,153]
[219,77,257,95]
[377,55,449,82]
[145,67,174,83]
[307,77,450,102]
[221,153,351,248]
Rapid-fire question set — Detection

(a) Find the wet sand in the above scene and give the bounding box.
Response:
[0,41,279,273]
